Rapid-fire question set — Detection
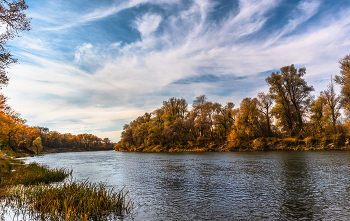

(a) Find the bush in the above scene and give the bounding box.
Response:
[331,133,346,147]
[304,137,316,146]
[281,137,298,147]
[252,138,267,150]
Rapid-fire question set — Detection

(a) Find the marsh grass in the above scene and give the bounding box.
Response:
[4,180,133,220]
[2,162,72,186]
[0,158,12,176]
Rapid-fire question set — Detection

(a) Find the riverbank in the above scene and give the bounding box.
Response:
[1,145,114,158]
[0,149,70,195]
[115,137,350,152]
[42,146,114,154]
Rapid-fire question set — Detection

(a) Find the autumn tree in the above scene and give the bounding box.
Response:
[321,77,341,127]
[0,0,31,88]
[335,54,350,117]
[161,98,188,146]
[162,97,187,124]
[266,64,314,136]
[213,102,235,141]
[192,95,219,141]
[0,108,26,148]
[32,136,42,155]
[310,95,327,135]
[102,138,111,148]
[234,97,264,139]
[0,93,10,112]
[257,92,274,136]
[192,95,208,137]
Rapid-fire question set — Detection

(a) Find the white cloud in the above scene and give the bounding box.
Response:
[74,43,93,63]
[93,131,123,142]
[134,13,162,37]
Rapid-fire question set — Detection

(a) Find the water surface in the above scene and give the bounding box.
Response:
[19,150,350,220]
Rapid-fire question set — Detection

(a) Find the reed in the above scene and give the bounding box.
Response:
[4,180,133,220]
[3,162,71,186]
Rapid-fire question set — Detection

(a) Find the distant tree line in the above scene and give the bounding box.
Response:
[0,95,113,154]
[115,54,350,152]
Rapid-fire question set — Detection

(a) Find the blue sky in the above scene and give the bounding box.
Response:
[3,0,350,141]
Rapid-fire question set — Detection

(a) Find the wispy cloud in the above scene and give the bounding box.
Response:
[134,13,162,37]
[74,43,93,63]
[264,0,321,47]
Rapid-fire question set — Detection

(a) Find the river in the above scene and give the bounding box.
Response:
[8,150,350,220]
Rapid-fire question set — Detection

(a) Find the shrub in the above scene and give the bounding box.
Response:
[304,137,316,146]
[252,138,266,149]
[281,138,298,148]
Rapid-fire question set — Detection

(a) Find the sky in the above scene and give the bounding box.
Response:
[3,0,350,142]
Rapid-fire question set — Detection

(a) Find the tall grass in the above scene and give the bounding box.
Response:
[0,158,12,189]
[2,162,71,186]
[0,158,12,175]
[4,180,133,220]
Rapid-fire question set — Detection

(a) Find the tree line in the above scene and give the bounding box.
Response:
[0,95,113,154]
[115,55,350,152]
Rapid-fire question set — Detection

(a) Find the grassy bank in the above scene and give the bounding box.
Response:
[2,162,72,186]
[0,150,133,220]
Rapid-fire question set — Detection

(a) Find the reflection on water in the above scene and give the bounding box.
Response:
[280,153,316,219]
[14,151,350,220]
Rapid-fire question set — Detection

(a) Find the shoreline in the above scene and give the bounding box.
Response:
[115,138,350,153]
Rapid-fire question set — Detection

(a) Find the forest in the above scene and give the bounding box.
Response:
[115,54,350,152]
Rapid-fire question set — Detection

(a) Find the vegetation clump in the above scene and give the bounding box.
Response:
[3,180,133,221]
[2,162,71,186]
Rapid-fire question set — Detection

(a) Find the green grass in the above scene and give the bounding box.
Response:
[4,180,133,221]
[2,162,71,186]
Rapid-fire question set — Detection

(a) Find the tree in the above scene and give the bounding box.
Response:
[0,93,10,112]
[321,77,341,127]
[310,95,327,135]
[257,92,274,136]
[0,108,26,148]
[192,95,212,138]
[0,0,31,88]
[32,136,42,155]
[335,54,350,117]
[266,64,314,136]
[234,97,263,139]
[214,102,235,141]
[162,97,187,123]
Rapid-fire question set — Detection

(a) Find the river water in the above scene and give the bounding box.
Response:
[8,150,350,220]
